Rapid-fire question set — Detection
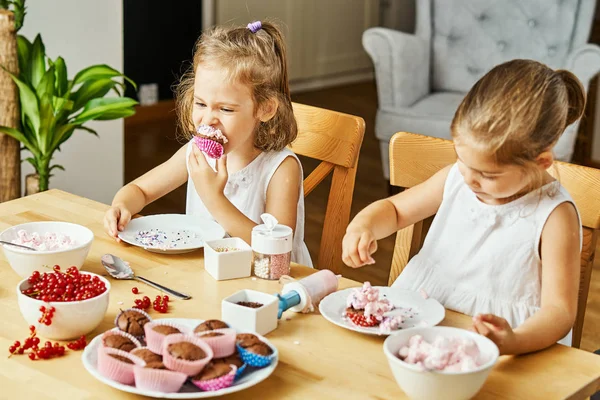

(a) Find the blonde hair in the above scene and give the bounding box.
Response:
[174,21,297,152]
[451,59,586,190]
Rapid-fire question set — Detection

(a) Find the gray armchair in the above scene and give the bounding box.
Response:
[364,0,600,180]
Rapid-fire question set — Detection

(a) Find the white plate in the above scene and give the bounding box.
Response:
[118,214,226,254]
[82,318,278,399]
[319,287,445,336]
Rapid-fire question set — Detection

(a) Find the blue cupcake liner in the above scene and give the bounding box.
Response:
[235,363,247,380]
[235,343,274,368]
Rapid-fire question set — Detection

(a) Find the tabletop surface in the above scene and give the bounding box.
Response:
[1,189,600,399]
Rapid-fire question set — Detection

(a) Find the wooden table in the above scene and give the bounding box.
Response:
[1,190,600,399]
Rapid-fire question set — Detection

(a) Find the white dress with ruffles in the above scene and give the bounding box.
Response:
[185,140,313,267]
[392,164,580,345]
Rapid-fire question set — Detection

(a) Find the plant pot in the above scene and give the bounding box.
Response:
[25,173,40,195]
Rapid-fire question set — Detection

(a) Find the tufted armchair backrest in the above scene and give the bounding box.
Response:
[417,0,597,93]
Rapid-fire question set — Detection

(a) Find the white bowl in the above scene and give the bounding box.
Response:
[383,326,499,400]
[0,221,94,278]
[17,272,110,340]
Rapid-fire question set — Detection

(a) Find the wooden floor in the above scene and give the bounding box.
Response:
[124,81,600,352]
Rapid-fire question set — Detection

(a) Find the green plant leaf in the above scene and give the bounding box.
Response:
[70,97,138,125]
[76,125,98,136]
[71,78,118,112]
[69,64,137,92]
[38,93,56,154]
[30,34,46,89]
[24,157,39,171]
[16,35,31,84]
[95,108,137,120]
[53,56,68,97]
[50,164,65,171]
[0,125,38,157]
[7,71,40,136]
[36,65,55,101]
[55,125,75,150]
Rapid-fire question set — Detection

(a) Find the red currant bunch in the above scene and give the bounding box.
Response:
[22,266,107,302]
[133,295,151,310]
[67,335,87,351]
[37,305,55,326]
[153,295,169,313]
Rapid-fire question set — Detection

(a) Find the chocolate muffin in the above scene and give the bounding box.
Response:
[131,348,162,363]
[214,352,243,368]
[236,333,260,344]
[200,332,224,338]
[145,361,168,369]
[167,342,206,361]
[109,354,134,364]
[116,309,150,337]
[152,325,181,336]
[192,362,233,381]
[103,334,137,352]
[193,320,229,333]
[239,340,273,356]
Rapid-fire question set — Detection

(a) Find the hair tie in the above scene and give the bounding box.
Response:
[247,20,262,33]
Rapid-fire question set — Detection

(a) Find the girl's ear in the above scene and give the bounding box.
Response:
[535,150,554,170]
[258,98,279,122]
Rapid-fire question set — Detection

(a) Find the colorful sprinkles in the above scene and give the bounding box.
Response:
[134,229,200,249]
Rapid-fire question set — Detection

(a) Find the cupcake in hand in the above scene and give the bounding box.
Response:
[194,124,228,159]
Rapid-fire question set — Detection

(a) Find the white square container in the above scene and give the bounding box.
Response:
[204,237,252,281]
[221,289,278,335]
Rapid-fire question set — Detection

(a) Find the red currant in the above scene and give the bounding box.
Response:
[131,287,139,294]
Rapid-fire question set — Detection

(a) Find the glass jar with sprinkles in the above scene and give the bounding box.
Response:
[252,213,292,280]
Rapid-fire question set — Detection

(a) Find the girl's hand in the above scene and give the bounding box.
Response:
[188,144,228,205]
[103,204,132,242]
[342,227,377,268]
[472,313,517,355]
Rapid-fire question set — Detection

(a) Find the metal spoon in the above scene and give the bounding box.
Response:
[100,253,191,300]
[0,240,37,251]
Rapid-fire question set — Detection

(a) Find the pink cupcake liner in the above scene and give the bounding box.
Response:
[161,333,214,376]
[196,328,236,358]
[191,365,237,392]
[133,364,188,393]
[114,308,153,340]
[194,136,224,159]
[144,321,189,354]
[101,329,143,352]
[97,347,146,385]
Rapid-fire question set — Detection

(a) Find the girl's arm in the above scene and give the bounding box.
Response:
[342,164,451,268]
[201,155,300,244]
[473,201,580,355]
[104,144,189,238]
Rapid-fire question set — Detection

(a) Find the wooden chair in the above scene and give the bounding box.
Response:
[288,103,365,274]
[388,132,600,349]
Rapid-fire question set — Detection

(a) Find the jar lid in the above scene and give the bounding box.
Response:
[252,213,293,254]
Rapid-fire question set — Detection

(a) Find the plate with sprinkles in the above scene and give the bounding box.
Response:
[118,214,226,254]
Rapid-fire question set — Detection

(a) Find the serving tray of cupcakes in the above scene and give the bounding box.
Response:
[82,308,278,398]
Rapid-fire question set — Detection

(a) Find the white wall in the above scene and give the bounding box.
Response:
[20,0,123,204]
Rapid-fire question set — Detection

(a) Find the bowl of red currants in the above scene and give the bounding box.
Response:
[17,266,110,340]
[0,221,95,278]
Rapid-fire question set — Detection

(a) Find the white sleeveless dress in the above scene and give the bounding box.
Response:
[392,164,581,345]
[185,140,313,267]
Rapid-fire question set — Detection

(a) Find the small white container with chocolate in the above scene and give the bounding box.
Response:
[221,289,278,335]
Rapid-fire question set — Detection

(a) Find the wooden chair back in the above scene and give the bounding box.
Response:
[288,102,365,274]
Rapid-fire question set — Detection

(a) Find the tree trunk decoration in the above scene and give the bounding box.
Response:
[0,9,21,201]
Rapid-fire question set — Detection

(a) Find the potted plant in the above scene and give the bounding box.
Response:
[0,21,137,193]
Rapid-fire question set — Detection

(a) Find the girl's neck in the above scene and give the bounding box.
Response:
[226,146,263,175]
